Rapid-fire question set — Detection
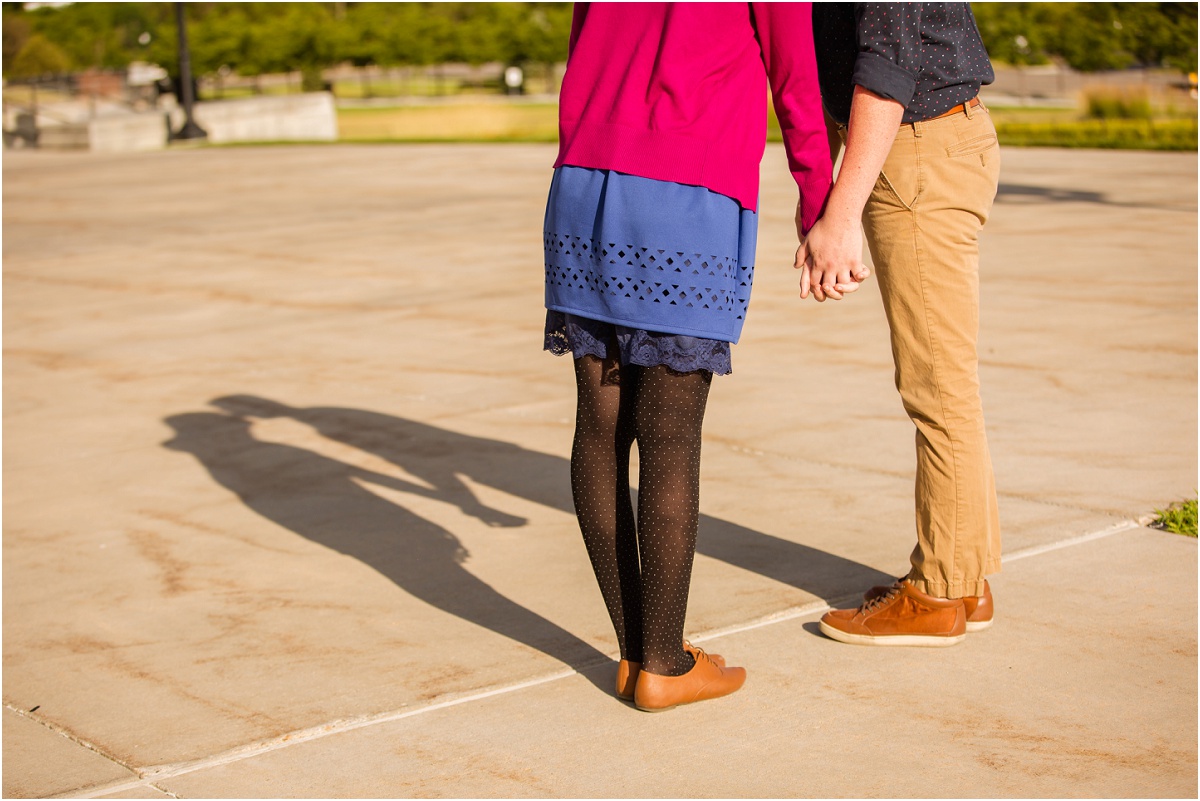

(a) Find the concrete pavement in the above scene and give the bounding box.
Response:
[3,143,1196,798]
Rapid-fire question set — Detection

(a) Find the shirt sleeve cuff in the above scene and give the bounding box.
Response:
[851,52,917,108]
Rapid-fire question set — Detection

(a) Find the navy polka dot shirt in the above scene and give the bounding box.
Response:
[813,2,995,124]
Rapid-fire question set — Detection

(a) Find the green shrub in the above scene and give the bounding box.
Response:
[1153,498,1198,537]
[1083,88,1154,120]
[995,119,1197,151]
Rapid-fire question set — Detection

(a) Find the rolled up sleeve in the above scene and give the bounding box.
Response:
[852,3,923,107]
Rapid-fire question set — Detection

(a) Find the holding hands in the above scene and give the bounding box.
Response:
[793,86,905,303]
[793,204,871,302]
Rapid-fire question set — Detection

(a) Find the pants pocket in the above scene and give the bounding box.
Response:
[946,131,998,166]
[873,171,916,211]
[875,135,923,210]
[946,133,998,157]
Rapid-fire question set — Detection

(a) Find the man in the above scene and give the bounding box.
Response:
[799,3,1002,645]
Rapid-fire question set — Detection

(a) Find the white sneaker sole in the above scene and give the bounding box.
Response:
[966,618,993,633]
[819,619,967,647]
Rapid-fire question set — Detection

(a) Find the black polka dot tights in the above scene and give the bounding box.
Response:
[571,353,711,677]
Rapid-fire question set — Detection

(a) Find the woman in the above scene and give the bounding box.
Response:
[544,2,832,711]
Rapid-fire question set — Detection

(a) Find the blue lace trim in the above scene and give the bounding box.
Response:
[544,233,752,321]
[543,310,732,376]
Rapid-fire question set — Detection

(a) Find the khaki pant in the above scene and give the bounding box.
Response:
[861,102,1002,599]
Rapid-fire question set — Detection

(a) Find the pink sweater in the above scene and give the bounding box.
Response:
[554,2,831,233]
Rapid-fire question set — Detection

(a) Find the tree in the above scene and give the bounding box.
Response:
[972,2,1057,66]
[8,31,70,115]
[189,6,259,78]
[1051,3,1136,71]
[368,3,442,67]
[9,33,70,79]
[23,2,164,71]
[273,4,339,91]
[1118,2,1199,72]
[512,3,572,87]
[2,11,32,75]
[972,1,1199,73]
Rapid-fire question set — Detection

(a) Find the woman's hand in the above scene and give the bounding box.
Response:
[794,209,870,302]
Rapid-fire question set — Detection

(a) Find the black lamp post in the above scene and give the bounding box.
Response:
[171,2,207,141]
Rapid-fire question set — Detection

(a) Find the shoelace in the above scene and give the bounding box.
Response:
[686,642,714,666]
[861,584,902,614]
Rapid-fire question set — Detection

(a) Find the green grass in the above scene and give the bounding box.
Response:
[328,102,1197,149]
[764,104,1196,151]
[1,86,74,106]
[200,72,561,103]
[994,119,1197,151]
[988,105,1081,123]
[338,103,559,142]
[198,84,296,101]
[1153,498,1198,537]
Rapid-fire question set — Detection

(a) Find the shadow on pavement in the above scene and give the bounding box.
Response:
[997,183,1107,204]
[997,182,1195,212]
[163,395,891,677]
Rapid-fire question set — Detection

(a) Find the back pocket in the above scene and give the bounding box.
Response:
[946,133,998,158]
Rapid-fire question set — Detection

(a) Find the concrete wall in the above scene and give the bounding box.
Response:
[89,112,170,153]
[5,93,337,153]
[173,93,338,144]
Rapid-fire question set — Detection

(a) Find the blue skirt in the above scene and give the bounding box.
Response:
[543,167,758,375]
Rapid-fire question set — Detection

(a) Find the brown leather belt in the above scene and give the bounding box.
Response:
[928,96,982,121]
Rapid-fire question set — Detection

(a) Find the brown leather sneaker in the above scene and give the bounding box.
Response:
[820,580,966,646]
[865,578,994,632]
[963,581,994,632]
[633,648,746,712]
[616,642,725,701]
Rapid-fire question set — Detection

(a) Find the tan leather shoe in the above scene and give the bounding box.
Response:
[633,649,746,712]
[685,640,725,668]
[821,579,966,646]
[865,578,994,632]
[616,659,641,701]
[616,642,725,701]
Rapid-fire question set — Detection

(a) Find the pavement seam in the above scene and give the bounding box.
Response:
[3,702,143,790]
[65,517,1151,799]
[688,599,835,643]
[66,669,585,799]
[1001,517,1150,562]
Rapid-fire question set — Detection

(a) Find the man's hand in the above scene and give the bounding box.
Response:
[792,86,903,302]
[794,207,870,302]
